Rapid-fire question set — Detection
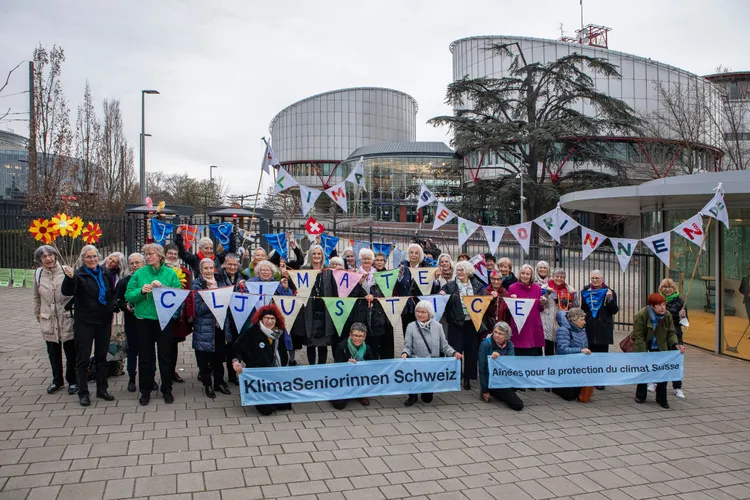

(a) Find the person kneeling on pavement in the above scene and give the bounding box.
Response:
[553,308,593,402]
[478,321,524,411]
[331,322,373,410]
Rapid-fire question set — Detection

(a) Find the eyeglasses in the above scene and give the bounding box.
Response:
[350,334,365,339]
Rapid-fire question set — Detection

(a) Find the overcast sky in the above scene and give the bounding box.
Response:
[2,0,748,197]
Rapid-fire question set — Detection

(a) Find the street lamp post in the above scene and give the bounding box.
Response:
[517,171,525,223]
[139,89,160,203]
[210,165,218,183]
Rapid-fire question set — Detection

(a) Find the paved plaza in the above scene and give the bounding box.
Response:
[1,287,749,500]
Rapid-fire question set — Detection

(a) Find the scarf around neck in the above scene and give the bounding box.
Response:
[259,323,282,366]
[358,266,374,293]
[648,306,664,330]
[83,265,107,305]
[347,338,367,361]
[662,291,680,303]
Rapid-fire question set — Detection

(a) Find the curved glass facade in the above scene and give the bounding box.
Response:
[269,88,418,168]
[0,131,28,201]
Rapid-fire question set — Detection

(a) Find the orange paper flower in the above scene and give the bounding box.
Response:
[28,218,56,244]
[69,216,84,239]
[51,213,74,237]
[81,222,102,244]
[156,201,166,213]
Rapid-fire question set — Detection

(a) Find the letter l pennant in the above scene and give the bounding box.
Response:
[197,287,234,328]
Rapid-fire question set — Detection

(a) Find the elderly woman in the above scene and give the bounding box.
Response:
[116,252,147,393]
[553,308,592,402]
[373,252,388,272]
[243,246,268,279]
[218,253,244,383]
[176,226,234,278]
[484,254,497,272]
[248,260,293,296]
[484,270,511,332]
[192,258,233,398]
[508,264,547,358]
[497,257,518,290]
[395,243,434,333]
[232,304,291,416]
[296,245,337,365]
[541,268,578,357]
[456,253,470,262]
[478,322,524,411]
[581,270,619,390]
[125,243,182,406]
[534,261,550,287]
[342,248,357,270]
[329,256,345,270]
[401,300,463,407]
[349,248,389,358]
[104,252,128,288]
[441,260,486,390]
[431,253,454,293]
[331,322,374,409]
[62,245,117,406]
[658,278,686,399]
[33,245,77,396]
[633,293,685,408]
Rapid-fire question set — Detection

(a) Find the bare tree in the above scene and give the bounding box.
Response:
[262,186,302,222]
[27,44,74,213]
[718,97,750,170]
[0,61,24,122]
[73,82,101,214]
[99,98,137,213]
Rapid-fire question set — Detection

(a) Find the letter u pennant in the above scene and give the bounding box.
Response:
[152,287,191,330]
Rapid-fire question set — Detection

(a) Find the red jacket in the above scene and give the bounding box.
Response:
[483,284,510,330]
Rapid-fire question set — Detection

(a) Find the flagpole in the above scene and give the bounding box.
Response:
[682,217,712,307]
[242,137,269,252]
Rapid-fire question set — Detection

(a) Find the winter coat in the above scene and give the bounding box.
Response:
[234,323,289,368]
[402,320,455,359]
[115,275,137,335]
[33,266,74,343]
[632,306,679,353]
[61,265,116,324]
[166,264,194,340]
[541,282,578,342]
[506,281,545,349]
[297,267,337,347]
[175,231,235,279]
[664,295,686,343]
[501,272,518,291]
[394,259,435,327]
[247,275,293,297]
[483,284,510,331]
[125,264,182,321]
[348,273,387,338]
[334,339,374,363]
[478,337,515,393]
[269,246,305,270]
[191,274,233,352]
[580,285,619,346]
[555,311,589,355]
[441,276,486,329]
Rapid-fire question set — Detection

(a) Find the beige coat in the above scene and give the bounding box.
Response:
[33,266,74,343]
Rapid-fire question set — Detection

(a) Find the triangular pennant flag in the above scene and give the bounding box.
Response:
[332,269,364,298]
[700,184,729,229]
[432,202,457,230]
[304,217,324,242]
[151,219,175,245]
[372,243,393,259]
[411,267,435,295]
[274,166,298,193]
[609,238,639,272]
[503,297,536,333]
[457,217,480,247]
[417,294,450,322]
[299,185,322,216]
[391,248,407,268]
[673,214,706,248]
[245,281,280,306]
[374,269,399,297]
[508,222,533,254]
[462,295,493,331]
[417,181,437,209]
[208,222,233,247]
[197,286,234,329]
[482,226,506,255]
[641,231,672,268]
[178,224,199,250]
[581,288,608,319]
[273,296,307,330]
[261,141,281,174]
[533,205,579,243]
[581,227,607,260]
[287,270,320,297]
[377,297,410,328]
[325,182,348,212]
[321,297,358,336]
[469,254,489,284]
[533,208,557,240]
[230,292,262,332]
[555,207,580,240]
[152,287,190,330]
[319,233,339,259]
[352,240,370,267]
[345,157,367,192]
[263,233,288,261]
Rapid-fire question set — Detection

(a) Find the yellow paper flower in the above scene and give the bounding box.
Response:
[157,201,166,213]
[69,216,84,239]
[172,266,187,288]
[28,218,56,244]
[51,213,73,237]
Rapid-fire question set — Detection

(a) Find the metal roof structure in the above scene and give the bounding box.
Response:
[347,141,456,159]
[0,130,26,151]
[559,171,750,215]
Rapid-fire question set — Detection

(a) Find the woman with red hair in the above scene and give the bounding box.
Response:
[632,293,685,408]
[231,304,291,415]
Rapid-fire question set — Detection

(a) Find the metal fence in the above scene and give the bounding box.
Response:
[1,213,653,328]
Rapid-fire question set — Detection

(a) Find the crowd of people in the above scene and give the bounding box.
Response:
[32,235,687,413]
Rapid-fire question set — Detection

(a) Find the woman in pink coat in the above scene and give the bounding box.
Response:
[507,264,547,359]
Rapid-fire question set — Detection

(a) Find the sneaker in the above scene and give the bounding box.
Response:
[647,383,656,393]
[674,389,685,399]
[67,384,78,395]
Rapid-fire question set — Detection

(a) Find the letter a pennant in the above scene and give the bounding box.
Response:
[273,296,308,330]
[332,269,364,297]
[641,231,672,268]
[274,166,298,193]
[673,213,706,248]
[299,185,322,216]
[456,217,480,247]
[322,297,358,336]
[461,295,493,330]
[609,238,639,272]
[345,157,367,192]
[503,297,536,333]
[152,287,191,330]
[325,182,348,212]
[581,228,607,260]
[197,286,234,328]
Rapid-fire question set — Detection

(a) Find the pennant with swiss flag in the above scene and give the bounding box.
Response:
[305,217,325,242]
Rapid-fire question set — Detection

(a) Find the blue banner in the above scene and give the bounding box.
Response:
[319,233,339,259]
[209,222,233,247]
[372,243,393,259]
[264,232,288,261]
[239,358,461,405]
[151,219,175,244]
[488,351,683,389]
[582,288,608,318]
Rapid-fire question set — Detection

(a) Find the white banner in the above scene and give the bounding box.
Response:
[581,228,607,260]
[197,286,234,329]
[457,217,480,247]
[673,213,706,248]
[287,270,320,297]
[508,222,533,254]
[152,287,191,330]
[503,297,536,333]
[411,267,435,296]
[700,185,729,229]
[482,226,506,255]
[609,238,639,272]
[274,166,298,193]
[230,292,262,333]
[299,185,322,216]
[245,281,280,306]
[345,157,367,192]
[377,297,410,328]
[432,202,456,230]
[325,182,349,213]
[534,206,579,243]
[417,181,437,209]
[641,232,672,268]
[273,296,307,330]
[417,294,450,323]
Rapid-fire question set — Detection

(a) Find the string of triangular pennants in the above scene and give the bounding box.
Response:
[418,181,730,272]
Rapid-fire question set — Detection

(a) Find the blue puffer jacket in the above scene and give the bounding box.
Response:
[555,311,588,355]
[192,274,233,352]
